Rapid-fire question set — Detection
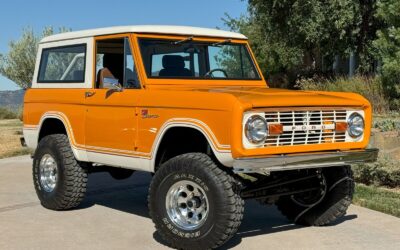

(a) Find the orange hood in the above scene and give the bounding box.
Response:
[160,85,371,109]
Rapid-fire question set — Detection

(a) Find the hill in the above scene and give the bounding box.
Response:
[0,90,24,110]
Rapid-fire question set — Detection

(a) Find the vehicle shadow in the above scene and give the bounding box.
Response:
[80,171,358,249]
[78,171,152,218]
[221,201,357,249]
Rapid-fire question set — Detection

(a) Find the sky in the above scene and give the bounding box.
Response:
[0,0,248,90]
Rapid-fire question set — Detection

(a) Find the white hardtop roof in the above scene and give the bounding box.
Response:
[40,25,247,43]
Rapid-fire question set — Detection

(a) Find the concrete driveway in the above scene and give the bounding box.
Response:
[1,155,399,250]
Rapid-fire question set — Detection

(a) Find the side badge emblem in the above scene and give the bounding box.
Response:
[141,109,159,119]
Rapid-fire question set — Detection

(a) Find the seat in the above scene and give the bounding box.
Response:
[159,55,192,77]
[97,54,124,88]
[97,68,117,89]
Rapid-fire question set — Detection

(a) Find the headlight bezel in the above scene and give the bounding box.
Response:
[347,112,365,139]
[245,115,268,144]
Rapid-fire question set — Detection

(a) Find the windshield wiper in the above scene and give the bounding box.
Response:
[172,36,194,45]
[212,39,232,46]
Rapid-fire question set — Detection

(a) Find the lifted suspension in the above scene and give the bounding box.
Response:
[239,170,326,202]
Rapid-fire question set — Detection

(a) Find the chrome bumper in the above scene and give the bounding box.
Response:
[233,148,379,173]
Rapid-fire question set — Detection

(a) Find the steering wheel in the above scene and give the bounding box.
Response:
[204,68,229,78]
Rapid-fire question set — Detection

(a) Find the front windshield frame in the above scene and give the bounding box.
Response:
[137,37,262,81]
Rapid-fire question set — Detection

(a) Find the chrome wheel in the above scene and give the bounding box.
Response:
[165,180,209,230]
[39,154,58,192]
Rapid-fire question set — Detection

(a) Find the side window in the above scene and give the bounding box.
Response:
[38,44,86,83]
[95,38,140,89]
[123,38,140,88]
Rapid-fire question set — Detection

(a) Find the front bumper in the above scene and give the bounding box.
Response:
[233,148,379,173]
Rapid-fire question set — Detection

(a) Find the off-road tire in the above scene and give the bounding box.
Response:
[33,134,88,210]
[109,168,135,180]
[148,153,244,250]
[276,166,354,226]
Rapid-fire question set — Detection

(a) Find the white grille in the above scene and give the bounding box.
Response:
[264,110,347,146]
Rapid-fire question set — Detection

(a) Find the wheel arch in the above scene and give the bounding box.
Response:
[38,117,68,142]
[36,114,84,161]
[151,123,233,172]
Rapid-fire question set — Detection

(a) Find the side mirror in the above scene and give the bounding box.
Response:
[103,77,123,92]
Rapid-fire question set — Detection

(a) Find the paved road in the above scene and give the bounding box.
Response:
[1,155,400,250]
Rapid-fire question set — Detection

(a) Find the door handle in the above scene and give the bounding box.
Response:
[85,91,95,98]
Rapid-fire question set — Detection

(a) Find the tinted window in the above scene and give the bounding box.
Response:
[38,44,86,83]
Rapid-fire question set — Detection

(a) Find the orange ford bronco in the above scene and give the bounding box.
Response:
[23,25,378,250]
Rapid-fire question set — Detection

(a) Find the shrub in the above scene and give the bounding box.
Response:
[373,118,400,132]
[0,107,18,119]
[373,0,400,110]
[296,75,390,113]
[353,155,400,188]
[16,106,23,121]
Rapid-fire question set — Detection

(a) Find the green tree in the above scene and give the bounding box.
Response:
[0,27,70,89]
[373,0,400,108]
[224,0,382,87]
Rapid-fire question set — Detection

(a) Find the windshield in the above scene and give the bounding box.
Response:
[139,38,260,80]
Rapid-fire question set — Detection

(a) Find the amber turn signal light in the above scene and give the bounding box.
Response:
[268,123,283,135]
[335,122,348,132]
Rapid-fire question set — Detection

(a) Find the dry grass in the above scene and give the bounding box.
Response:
[0,119,32,159]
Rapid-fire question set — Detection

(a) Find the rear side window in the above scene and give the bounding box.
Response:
[38,44,86,83]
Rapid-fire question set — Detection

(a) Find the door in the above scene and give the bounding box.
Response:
[85,35,142,165]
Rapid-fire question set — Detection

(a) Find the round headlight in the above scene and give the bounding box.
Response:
[348,113,364,138]
[245,115,268,144]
